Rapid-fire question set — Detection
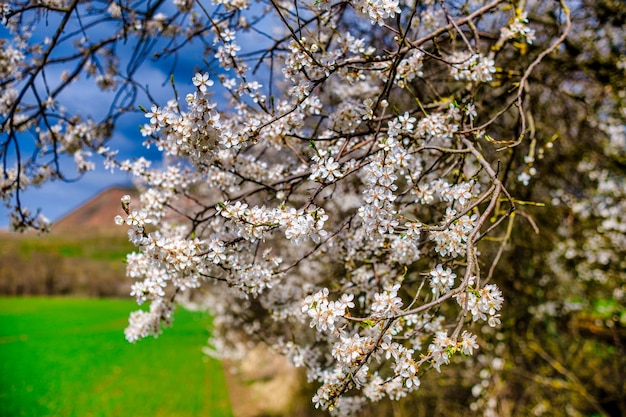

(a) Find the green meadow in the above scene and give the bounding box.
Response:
[0,232,136,297]
[1,233,134,262]
[0,297,232,417]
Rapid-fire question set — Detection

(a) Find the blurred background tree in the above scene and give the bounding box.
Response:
[399,2,626,416]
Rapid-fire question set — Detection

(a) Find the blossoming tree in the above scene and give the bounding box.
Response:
[2,0,624,415]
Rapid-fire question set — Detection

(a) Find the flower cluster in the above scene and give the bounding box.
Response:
[427,330,479,372]
[124,298,175,343]
[429,208,478,258]
[218,202,329,246]
[429,264,456,296]
[448,52,496,83]
[1,2,11,25]
[455,283,504,327]
[371,283,404,317]
[352,0,402,26]
[310,150,343,183]
[501,11,536,44]
[395,50,424,88]
[302,288,354,332]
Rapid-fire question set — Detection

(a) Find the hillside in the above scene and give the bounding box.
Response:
[51,186,137,235]
[0,186,138,296]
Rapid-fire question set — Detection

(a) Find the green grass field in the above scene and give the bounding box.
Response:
[0,297,232,417]
[0,233,134,262]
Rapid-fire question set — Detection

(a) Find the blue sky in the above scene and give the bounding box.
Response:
[1,3,278,229]
[0,8,207,228]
